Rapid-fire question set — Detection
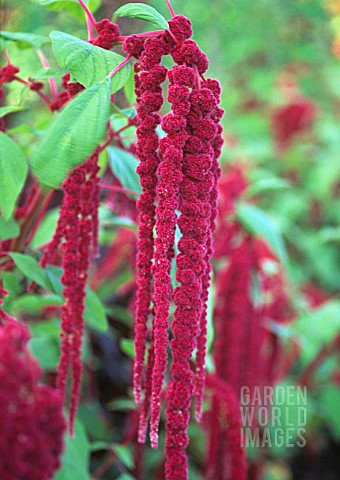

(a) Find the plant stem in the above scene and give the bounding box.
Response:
[298,333,340,387]
[14,76,52,107]
[99,183,139,197]
[108,55,132,79]
[12,188,48,252]
[24,190,54,247]
[165,0,175,17]
[4,49,11,64]
[37,50,58,101]
[115,30,165,44]
[78,0,96,40]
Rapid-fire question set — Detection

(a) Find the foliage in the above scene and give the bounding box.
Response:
[0,0,339,479]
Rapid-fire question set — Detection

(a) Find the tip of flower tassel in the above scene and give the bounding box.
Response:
[195,409,202,423]
[134,389,142,406]
[69,423,75,439]
[150,430,159,449]
[137,427,147,444]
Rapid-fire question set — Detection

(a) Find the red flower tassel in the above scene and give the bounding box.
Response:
[52,153,100,434]
[205,375,247,480]
[133,37,168,406]
[0,313,66,480]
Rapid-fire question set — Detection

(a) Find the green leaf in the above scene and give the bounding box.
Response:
[30,208,60,249]
[31,318,61,337]
[30,79,110,189]
[247,177,291,197]
[44,265,108,332]
[120,338,135,358]
[0,106,26,117]
[107,398,135,411]
[29,319,61,371]
[29,335,60,370]
[0,132,28,220]
[117,475,134,480]
[50,31,131,93]
[36,0,88,4]
[45,265,64,296]
[32,67,68,80]
[90,440,109,452]
[11,294,63,315]
[84,289,108,332]
[319,226,340,243]
[236,202,288,265]
[113,444,134,469]
[318,385,340,439]
[10,253,53,291]
[1,272,19,308]
[124,67,136,105]
[33,0,100,21]
[293,301,340,365]
[110,106,136,121]
[54,420,91,480]
[0,216,20,240]
[0,31,50,49]
[108,146,141,195]
[114,3,169,30]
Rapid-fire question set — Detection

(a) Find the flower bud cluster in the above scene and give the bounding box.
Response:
[132,36,168,408]
[0,64,19,86]
[214,237,255,395]
[49,73,85,112]
[0,315,66,480]
[41,153,100,434]
[130,14,224,479]
[91,19,120,50]
[205,375,247,480]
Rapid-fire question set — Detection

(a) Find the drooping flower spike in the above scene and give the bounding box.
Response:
[130,12,224,478]
[205,375,247,480]
[42,152,100,435]
[0,312,66,480]
[128,36,168,408]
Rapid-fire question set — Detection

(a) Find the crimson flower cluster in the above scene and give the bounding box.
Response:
[129,34,167,409]
[0,63,19,86]
[50,73,84,112]
[91,19,120,50]
[214,236,259,397]
[128,14,224,479]
[271,97,316,152]
[253,239,291,384]
[0,63,20,132]
[213,232,290,400]
[42,153,100,434]
[213,165,248,258]
[205,375,246,480]
[0,313,66,480]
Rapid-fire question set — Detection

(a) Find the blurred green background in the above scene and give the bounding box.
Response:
[1,1,340,479]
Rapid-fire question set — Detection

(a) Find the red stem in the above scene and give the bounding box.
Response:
[4,50,11,64]
[98,122,134,153]
[108,55,132,79]
[165,0,175,17]
[115,30,166,44]
[12,188,48,252]
[37,50,58,101]
[78,0,96,35]
[298,333,340,387]
[14,76,52,107]
[99,183,138,197]
[24,190,54,247]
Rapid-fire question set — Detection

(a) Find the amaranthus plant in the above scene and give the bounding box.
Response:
[1,1,340,480]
